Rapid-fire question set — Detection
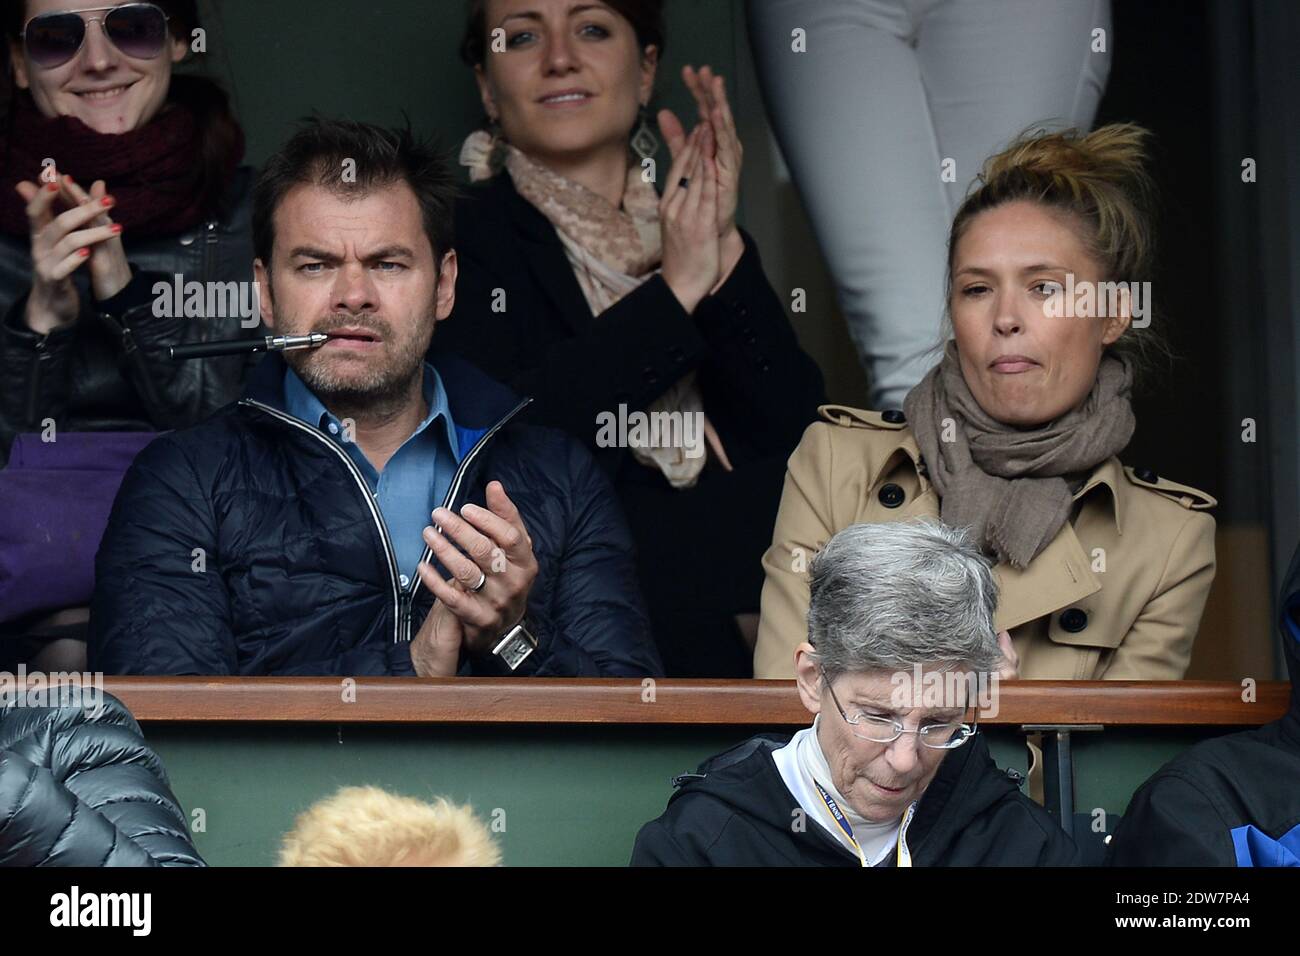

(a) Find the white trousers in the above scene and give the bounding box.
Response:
[747,0,1113,409]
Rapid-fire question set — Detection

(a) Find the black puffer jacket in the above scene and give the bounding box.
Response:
[0,167,257,465]
[0,690,203,866]
[89,349,662,677]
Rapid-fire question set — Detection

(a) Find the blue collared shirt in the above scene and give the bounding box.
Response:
[283,363,460,585]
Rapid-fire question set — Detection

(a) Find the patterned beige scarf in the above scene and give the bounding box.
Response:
[461,129,728,488]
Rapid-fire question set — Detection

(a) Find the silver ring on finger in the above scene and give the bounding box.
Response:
[470,569,487,592]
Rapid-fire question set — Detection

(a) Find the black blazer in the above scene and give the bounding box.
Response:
[438,171,825,474]
[437,171,825,674]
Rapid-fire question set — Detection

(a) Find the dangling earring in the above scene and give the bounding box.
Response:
[462,114,506,182]
[630,105,659,161]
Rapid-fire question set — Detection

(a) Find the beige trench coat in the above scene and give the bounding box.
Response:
[754,405,1217,680]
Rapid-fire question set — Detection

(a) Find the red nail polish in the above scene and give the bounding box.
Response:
[101,196,114,207]
[110,224,123,234]
[78,248,90,257]
[46,182,59,192]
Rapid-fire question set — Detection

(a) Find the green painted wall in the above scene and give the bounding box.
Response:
[147,723,1211,867]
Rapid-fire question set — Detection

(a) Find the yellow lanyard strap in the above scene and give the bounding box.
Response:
[813,782,918,868]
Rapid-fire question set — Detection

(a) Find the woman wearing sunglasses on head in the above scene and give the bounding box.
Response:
[444,0,825,677]
[0,0,252,463]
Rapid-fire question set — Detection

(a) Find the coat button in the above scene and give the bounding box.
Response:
[1060,608,1089,633]
[878,483,905,508]
[1134,466,1158,483]
[881,409,906,424]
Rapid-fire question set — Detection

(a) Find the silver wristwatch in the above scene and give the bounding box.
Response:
[492,618,538,671]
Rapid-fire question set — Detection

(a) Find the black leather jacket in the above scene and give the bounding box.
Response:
[0,167,257,464]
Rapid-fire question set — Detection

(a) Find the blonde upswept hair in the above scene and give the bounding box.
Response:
[947,122,1169,378]
[278,786,502,867]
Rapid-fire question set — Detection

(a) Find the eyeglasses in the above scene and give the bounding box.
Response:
[21,3,170,70]
[821,668,975,750]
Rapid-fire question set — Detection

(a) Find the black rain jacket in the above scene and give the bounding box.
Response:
[1107,540,1300,867]
[631,732,1079,866]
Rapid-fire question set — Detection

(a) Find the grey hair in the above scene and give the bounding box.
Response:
[807,518,1002,681]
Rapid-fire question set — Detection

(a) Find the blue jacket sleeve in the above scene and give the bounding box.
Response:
[90,431,240,671]
[90,434,403,677]
[89,433,240,675]
[473,434,663,678]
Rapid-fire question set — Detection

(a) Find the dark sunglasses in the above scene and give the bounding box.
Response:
[20,3,170,70]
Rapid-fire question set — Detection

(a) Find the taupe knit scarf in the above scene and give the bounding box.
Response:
[903,341,1135,569]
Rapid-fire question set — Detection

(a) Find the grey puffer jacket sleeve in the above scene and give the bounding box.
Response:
[0,690,204,866]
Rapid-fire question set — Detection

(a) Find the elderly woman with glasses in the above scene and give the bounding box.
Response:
[632,519,1078,867]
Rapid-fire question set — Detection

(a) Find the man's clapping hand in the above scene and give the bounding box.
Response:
[409,481,540,677]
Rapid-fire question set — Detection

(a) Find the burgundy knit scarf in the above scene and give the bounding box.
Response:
[0,90,234,238]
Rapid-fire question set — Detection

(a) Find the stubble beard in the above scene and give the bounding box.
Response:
[284,311,431,424]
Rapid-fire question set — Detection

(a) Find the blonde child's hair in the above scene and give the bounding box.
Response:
[278,786,502,867]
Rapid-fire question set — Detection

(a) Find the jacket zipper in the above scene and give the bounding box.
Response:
[25,336,51,424]
[402,396,533,641]
[240,395,533,644]
[240,399,405,644]
[113,315,165,412]
[201,220,219,282]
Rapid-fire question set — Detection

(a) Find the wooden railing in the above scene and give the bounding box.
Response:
[99,678,1291,726]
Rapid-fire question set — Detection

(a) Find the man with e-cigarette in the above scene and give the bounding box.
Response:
[89,118,661,678]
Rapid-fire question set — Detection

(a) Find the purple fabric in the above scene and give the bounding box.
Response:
[0,432,162,624]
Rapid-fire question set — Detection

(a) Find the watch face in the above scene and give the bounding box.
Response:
[501,636,532,670]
